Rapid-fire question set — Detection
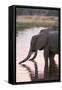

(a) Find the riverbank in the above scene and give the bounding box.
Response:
[16,15,58,30]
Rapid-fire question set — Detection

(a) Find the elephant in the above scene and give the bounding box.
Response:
[19,27,59,80]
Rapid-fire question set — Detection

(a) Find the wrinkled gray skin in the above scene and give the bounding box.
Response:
[19,28,59,80]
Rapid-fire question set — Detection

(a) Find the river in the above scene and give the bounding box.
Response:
[16,27,58,82]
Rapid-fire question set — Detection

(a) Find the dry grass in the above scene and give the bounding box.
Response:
[16,15,58,22]
[16,15,58,30]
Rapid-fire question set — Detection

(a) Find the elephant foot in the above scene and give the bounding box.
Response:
[44,67,49,80]
[44,73,49,80]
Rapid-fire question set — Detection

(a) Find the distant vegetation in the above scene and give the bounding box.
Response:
[16,8,59,16]
[16,16,58,30]
[16,8,59,30]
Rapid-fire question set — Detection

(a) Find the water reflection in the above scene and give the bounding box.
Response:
[21,60,38,81]
[48,63,59,80]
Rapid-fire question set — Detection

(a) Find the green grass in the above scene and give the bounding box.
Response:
[16,21,56,30]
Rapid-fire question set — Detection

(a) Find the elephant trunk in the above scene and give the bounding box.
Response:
[19,49,32,64]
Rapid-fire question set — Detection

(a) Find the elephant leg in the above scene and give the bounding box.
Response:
[29,51,37,60]
[49,52,56,71]
[49,52,57,79]
[44,48,49,80]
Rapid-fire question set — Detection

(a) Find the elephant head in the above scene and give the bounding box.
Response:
[19,29,48,64]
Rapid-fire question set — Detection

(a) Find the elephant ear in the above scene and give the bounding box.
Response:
[35,29,48,50]
[30,35,39,50]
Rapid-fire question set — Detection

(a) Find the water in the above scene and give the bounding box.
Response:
[16,27,59,82]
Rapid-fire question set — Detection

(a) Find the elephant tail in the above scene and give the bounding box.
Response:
[19,49,32,64]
